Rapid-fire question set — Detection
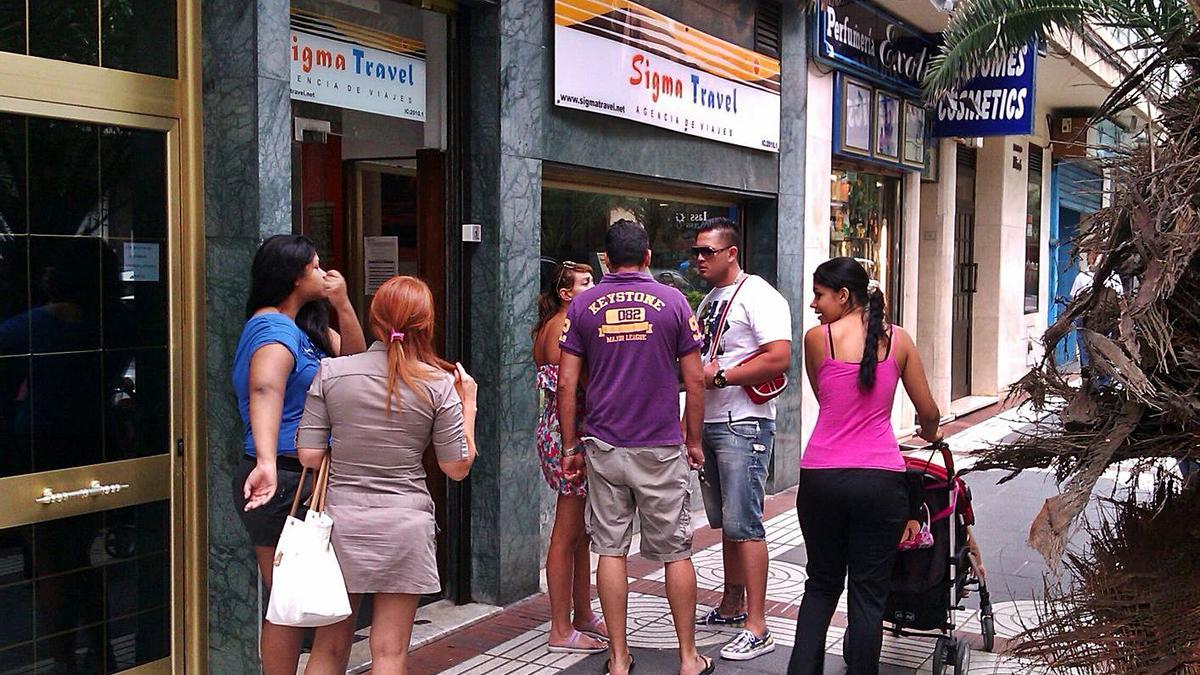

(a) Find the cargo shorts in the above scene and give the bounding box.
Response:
[582,436,694,563]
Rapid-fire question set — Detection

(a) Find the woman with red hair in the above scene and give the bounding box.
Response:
[298,276,478,675]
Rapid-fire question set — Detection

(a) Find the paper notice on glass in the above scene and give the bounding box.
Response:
[123,242,160,282]
[364,236,399,295]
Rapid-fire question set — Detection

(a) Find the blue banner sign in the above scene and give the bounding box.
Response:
[813,0,938,95]
[931,42,1037,138]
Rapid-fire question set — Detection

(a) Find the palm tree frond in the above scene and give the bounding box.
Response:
[923,0,1095,97]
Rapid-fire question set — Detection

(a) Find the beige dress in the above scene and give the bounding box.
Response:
[296,342,468,594]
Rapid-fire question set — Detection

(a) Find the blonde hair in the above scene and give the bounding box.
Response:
[368,276,454,412]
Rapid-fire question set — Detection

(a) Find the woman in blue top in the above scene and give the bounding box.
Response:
[231,234,366,675]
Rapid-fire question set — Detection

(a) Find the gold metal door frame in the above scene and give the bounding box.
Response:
[0,99,184,675]
[0,1,206,669]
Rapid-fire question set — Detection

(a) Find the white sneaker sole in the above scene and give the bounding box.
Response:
[720,642,776,661]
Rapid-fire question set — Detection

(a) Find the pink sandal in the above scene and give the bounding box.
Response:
[575,614,609,640]
[547,629,608,654]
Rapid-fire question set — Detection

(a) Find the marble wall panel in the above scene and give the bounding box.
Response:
[466,4,545,603]
[202,0,295,670]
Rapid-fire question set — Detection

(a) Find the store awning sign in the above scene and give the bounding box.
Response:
[814,0,937,95]
[931,42,1037,138]
[553,0,781,153]
[289,11,426,122]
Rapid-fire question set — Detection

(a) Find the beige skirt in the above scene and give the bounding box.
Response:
[327,492,439,595]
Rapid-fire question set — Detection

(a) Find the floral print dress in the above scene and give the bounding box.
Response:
[535,363,587,496]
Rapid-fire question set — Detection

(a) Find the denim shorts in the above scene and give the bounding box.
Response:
[700,417,774,541]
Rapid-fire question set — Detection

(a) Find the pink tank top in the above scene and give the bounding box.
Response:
[802,324,905,472]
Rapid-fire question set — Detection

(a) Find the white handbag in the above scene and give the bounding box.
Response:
[266,454,352,627]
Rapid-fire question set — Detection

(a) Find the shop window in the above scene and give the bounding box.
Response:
[1025,144,1043,314]
[2,0,176,77]
[541,186,740,310]
[829,169,903,316]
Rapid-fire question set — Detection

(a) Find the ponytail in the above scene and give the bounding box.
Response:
[859,285,887,390]
[813,257,890,391]
[369,276,453,415]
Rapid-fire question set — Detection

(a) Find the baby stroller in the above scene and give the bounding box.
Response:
[881,441,995,674]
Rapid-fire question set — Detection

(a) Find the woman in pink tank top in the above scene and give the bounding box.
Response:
[787,257,942,675]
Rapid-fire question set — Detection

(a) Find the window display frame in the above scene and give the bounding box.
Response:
[902,100,926,168]
[840,76,874,157]
[873,90,900,161]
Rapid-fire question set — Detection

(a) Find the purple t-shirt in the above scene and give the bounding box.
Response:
[560,271,703,447]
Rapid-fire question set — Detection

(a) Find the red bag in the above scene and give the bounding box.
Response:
[737,351,788,404]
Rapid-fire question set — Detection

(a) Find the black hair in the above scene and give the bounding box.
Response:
[697,216,742,250]
[605,219,650,267]
[245,234,336,356]
[813,256,888,390]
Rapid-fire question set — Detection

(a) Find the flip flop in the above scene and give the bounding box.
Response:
[697,654,716,674]
[603,654,635,674]
[575,614,610,640]
[548,629,608,654]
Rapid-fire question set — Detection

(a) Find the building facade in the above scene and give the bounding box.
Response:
[202,0,810,671]
[798,0,1136,446]
[0,0,1134,673]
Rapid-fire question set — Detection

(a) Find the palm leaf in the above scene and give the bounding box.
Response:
[923,0,1095,97]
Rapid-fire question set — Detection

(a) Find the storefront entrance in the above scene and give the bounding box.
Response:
[0,107,183,675]
[829,168,904,316]
[0,1,203,670]
[291,0,463,602]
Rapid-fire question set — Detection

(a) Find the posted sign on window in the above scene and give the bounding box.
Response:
[553,0,781,152]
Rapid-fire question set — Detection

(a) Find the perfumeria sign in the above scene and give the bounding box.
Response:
[553,0,781,152]
[813,0,937,95]
[289,11,426,122]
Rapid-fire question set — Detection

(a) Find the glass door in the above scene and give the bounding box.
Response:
[0,107,180,674]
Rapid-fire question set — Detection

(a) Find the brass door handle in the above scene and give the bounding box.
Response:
[36,480,131,505]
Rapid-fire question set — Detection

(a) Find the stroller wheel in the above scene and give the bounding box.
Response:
[981,611,996,652]
[931,636,950,675]
[953,636,972,674]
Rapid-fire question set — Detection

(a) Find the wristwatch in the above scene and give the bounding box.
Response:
[713,368,729,389]
[563,445,581,457]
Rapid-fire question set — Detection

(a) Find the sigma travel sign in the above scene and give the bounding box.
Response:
[289,13,426,122]
[553,0,781,153]
[931,42,1037,138]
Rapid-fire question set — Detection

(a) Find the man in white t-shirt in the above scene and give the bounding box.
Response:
[691,217,792,661]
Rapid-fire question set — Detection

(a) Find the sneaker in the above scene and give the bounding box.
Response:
[720,629,775,661]
[696,608,747,630]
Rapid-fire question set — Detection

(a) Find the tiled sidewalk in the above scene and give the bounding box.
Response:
[406,400,1053,674]
[415,502,1046,675]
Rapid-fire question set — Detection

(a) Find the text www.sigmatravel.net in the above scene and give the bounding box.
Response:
[558,94,626,113]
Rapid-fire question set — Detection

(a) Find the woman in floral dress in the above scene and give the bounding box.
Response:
[533,260,608,653]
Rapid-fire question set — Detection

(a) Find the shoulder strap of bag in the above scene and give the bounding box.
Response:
[312,454,331,513]
[286,453,332,517]
[708,274,751,364]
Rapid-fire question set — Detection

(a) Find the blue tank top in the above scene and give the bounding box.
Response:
[232,313,326,457]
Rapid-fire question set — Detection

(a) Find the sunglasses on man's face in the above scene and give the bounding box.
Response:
[690,245,733,258]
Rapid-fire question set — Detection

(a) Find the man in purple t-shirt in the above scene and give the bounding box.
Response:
[558,220,711,675]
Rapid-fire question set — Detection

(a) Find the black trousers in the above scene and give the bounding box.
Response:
[788,468,908,675]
